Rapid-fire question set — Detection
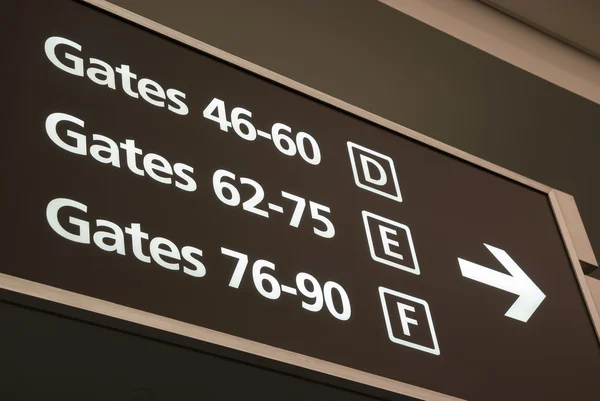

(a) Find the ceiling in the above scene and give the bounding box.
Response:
[482,0,600,59]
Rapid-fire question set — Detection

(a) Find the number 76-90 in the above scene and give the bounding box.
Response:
[221,247,351,321]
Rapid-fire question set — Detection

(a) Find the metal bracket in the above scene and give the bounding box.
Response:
[553,190,598,271]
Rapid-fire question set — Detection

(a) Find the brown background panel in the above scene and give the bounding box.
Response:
[3,1,600,400]
[105,0,600,279]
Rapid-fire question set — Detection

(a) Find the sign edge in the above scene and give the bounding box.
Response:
[79,0,551,194]
[0,273,464,401]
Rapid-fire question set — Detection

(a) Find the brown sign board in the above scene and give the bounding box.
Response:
[3,1,599,400]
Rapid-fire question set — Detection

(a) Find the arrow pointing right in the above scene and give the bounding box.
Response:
[458,243,546,323]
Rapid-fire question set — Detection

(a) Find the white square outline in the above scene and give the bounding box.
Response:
[347,141,402,202]
[362,210,420,275]
[378,286,440,356]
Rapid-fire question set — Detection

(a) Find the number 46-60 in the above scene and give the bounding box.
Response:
[203,97,321,166]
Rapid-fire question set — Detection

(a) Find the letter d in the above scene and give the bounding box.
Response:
[360,154,387,186]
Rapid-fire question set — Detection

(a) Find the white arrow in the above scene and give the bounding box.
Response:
[458,243,545,323]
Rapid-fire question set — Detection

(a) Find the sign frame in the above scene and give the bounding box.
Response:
[2,1,599,400]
